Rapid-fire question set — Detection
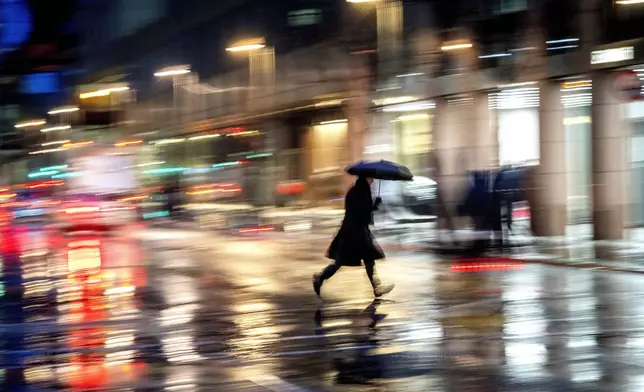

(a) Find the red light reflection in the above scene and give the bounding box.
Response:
[27,180,64,189]
[451,258,524,272]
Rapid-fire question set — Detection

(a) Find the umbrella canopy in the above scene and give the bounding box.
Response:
[346,160,413,181]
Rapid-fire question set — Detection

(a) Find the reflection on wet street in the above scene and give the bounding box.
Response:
[2,225,644,390]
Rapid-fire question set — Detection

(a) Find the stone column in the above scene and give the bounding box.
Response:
[591,72,628,240]
[376,0,403,79]
[343,56,370,191]
[433,98,469,231]
[533,80,567,236]
[473,92,498,171]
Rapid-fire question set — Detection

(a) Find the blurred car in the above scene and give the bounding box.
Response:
[4,183,63,223]
[274,180,305,207]
[379,175,437,216]
[400,176,437,215]
[54,194,138,231]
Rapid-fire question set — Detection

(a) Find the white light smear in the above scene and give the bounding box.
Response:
[616,0,644,4]
[154,138,186,145]
[15,120,46,128]
[154,69,190,77]
[226,44,266,52]
[546,38,579,44]
[547,45,579,51]
[441,43,473,51]
[319,119,347,125]
[479,53,512,59]
[396,72,424,78]
[383,102,435,112]
[48,106,79,115]
[42,140,70,146]
[40,125,71,133]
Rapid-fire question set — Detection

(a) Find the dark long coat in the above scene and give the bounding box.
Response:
[326,178,385,266]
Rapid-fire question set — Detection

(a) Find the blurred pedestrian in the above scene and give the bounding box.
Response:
[430,154,457,245]
[164,180,180,219]
[313,176,395,298]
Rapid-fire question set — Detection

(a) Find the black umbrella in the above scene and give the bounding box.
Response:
[346,160,413,181]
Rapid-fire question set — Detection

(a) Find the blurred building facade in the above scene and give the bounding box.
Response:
[16,0,644,239]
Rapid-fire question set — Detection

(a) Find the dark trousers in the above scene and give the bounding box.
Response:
[319,258,381,288]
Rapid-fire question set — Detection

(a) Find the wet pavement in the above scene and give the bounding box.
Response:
[3,223,644,390]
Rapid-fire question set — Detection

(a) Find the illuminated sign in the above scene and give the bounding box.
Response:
[591,47,634,65]
[373,96,417,106]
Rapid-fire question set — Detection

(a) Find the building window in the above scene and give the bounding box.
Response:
[494,0,527,15]
[288,9,322,27]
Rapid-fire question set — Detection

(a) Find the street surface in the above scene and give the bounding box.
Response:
[1,222,644,391]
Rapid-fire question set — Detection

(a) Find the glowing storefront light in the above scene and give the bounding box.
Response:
[154,66,191,77]
[48,106,79,115]
[79,86,130,99]
[319,119,347,125]
[383,101,435,112]
[562,80,591,89]
[616,0,644,4]
[490,87,540,110]
[40,125,71,133]
[226,37,266,52]
[441,42,473,51]
[391,114,432,122]
[564,116,592,125]
[15,119,45,128]
[591,47,635,65]
[373,96,417,106]
[41,140,70,146]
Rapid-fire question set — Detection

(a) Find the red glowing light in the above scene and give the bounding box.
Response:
[276,182,305,196]
[239,226,274,234]
[27,180,64,189]
[451,261,524,272]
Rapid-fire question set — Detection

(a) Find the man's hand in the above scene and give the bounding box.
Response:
[374,197,383,206]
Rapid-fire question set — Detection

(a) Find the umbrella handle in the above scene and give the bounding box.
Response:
[378,180,381,197]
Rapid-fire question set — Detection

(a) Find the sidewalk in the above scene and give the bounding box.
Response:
[144,210,644,274]
[415,230,644,274]
[507,237,644,273]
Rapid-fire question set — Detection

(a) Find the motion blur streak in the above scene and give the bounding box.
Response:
[3,0,644,390]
